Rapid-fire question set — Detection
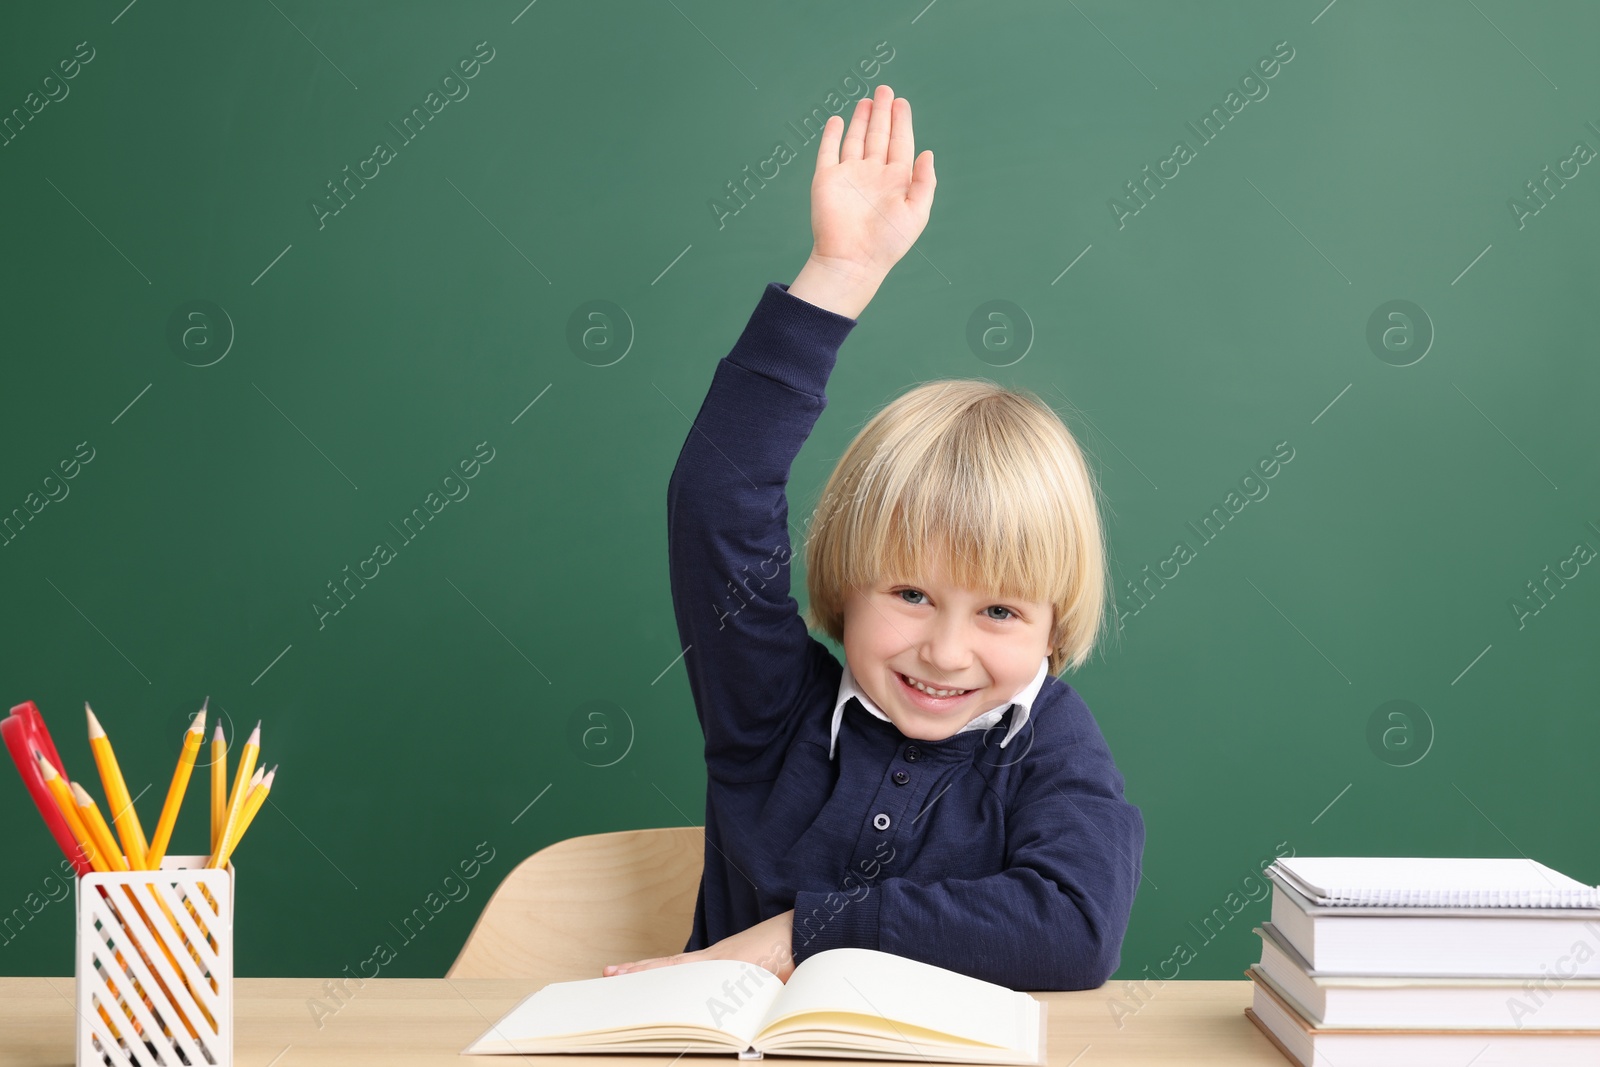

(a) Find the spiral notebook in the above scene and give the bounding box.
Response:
[1269,857,1600,908]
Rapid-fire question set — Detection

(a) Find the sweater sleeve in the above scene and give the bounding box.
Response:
[789,710,1145,991]
[667,282,858,784]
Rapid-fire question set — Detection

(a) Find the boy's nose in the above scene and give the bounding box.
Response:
[912,644,974,683]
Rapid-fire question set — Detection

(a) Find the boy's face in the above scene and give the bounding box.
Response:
[840,560,1054,743]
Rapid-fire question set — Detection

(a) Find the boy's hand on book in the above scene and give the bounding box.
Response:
[794,84,936,312]
[602,908,797,983]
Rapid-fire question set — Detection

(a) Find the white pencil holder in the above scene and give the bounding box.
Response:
[74,857,233,1067]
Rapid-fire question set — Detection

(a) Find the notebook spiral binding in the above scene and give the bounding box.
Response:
[1320,887,1600,908]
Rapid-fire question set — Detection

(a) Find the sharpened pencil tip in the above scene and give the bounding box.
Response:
[213,722,226,741]
[85,703,104,737]
[201,695,210,712]
[192,705,207,732]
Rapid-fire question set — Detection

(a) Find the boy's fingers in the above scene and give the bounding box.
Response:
[625,955,685,974]
[863,84,894,162]
[815,113,843,172]
[886,96,914,167]
[840,96,871,162]
[909,149,936,209]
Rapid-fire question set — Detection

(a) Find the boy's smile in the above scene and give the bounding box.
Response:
[840,561,1053,742]
[892,667,983,712]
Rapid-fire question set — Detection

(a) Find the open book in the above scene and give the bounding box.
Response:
[462,947,1046,1064]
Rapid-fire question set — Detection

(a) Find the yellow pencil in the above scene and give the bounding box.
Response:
[70,781,129,873]
[209,758,272,870]
[210,722,227,852]
[86,703,149,871]
[211,764,274,870]
[237,763,275,840]
[145,700,207,870]
[212,721,259,865]
[224,720,260,823]
[42,760,153,1040]
[36,753,106,872]
[209,763,261,868]
[72,781,209,1041]
[62,761,211,1041]
[45,765,139,1042]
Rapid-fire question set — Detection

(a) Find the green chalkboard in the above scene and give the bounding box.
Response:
[3,1,1597,1007]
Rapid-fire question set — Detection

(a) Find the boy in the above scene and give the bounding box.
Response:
[604,85,1143,991]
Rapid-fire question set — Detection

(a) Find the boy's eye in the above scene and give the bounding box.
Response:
[896,589,927,606]
[984,605,1015,621]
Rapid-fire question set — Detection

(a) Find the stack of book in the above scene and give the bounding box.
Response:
[1245,856,1600,1066]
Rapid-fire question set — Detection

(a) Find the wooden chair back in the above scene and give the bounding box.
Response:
[447,825,704,983]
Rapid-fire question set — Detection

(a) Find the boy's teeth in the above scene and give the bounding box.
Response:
[902,673,969,697]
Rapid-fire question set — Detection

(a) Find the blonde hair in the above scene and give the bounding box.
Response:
[802,380,1111,675]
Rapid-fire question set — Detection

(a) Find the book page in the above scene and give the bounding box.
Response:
[756,948,1036,1054]
[463,958,784,1053]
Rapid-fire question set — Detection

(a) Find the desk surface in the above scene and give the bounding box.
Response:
[0,977,1286,1066]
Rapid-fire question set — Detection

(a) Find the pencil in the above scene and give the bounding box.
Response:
[144,700,207,870]
[224,720,260,824]
[212,721,259,866]
[71,784,209,1040]
[210,722,227,852]
[209,764,262,868]
[241,763,275,833]
[70,780,129,873]
[42,760,149,1041]
[35,752,106,872]
[211,764,274,870]
[86,703,149,871]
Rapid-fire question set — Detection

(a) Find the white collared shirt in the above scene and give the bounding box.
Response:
[828,655,1050,760]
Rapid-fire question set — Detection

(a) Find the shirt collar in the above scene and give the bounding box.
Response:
[829,655,1050,760]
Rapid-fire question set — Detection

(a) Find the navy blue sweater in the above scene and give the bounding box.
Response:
[668,282,1145,991]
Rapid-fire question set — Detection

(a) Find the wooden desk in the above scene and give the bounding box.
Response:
[0,977,1287,1066]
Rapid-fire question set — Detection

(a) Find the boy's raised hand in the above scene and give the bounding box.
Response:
[790,85,936,317]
